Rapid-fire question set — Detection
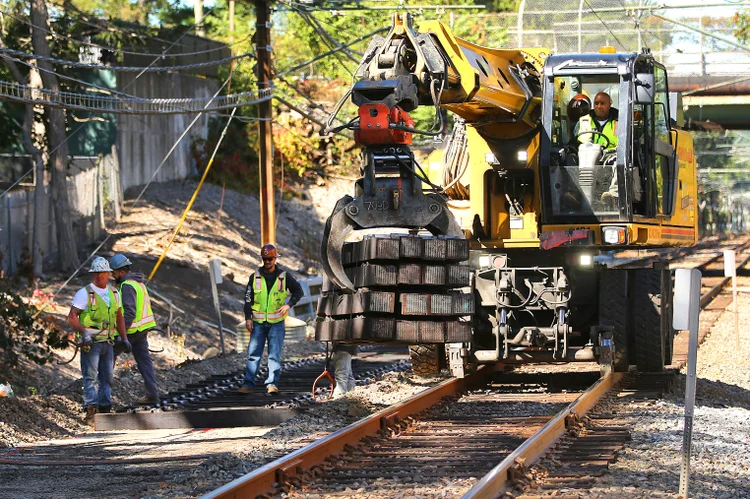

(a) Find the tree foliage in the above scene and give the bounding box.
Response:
[734,10,750,43]
[0,277,69,367]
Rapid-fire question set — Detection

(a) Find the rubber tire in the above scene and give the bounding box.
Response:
[599,269,630,372]
[632,268,666,372]
[409,344,446,377]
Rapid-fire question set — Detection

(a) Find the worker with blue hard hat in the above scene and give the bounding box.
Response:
[68,256,131,425]
[110,253,161,405]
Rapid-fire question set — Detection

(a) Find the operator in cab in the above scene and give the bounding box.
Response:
[575,91,618,149]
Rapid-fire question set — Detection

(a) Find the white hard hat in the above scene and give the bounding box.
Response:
[89,256,112,273]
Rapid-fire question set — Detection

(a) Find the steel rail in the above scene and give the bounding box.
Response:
[462,371,625,498]
[201,365,497,499]
[201,239,748,498]
[465,240,750,498]
[700,254,750,308]
[696,237,750,270]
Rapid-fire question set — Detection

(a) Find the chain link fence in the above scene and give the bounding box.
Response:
[446,0,750,77]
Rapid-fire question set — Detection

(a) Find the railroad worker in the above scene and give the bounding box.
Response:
[110,254,161,405]
[332,344,357,398]
[238,244,304,395]
[575,91,619,150]
[67,257,131,424]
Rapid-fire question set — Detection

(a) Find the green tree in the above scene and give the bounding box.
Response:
[734,10,750,43]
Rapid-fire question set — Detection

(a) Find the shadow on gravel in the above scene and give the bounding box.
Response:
[670,373,750,410]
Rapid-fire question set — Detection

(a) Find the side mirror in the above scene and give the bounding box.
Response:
[634,73,655,104]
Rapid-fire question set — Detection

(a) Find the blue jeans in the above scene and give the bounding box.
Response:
[80,341,114,408]
[242,321,285,389]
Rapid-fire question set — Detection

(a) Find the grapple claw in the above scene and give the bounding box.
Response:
[321,195,358,291]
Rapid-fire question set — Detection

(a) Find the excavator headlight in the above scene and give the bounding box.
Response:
[602,226,627,245]
[580,254,593,266]
[517,150,528,162]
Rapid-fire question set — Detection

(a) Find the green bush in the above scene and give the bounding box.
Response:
[0,282,70,368]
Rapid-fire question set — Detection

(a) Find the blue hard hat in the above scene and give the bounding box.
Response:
[109,254,133,270]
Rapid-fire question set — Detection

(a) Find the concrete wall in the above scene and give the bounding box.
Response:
[1,71,219,276]
[116,72,218,192]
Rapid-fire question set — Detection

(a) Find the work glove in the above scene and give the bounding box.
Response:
[81,328,97,351]
[121,338,133,354]
[115,336,132,354]
[81,337,93,352]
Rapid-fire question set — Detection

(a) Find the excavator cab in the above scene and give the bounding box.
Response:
[540,52,679,236]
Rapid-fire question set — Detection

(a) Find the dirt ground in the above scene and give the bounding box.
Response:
[1,176,353,447]
[1,175,748,498]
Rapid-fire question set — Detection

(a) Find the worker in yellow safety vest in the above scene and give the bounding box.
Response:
[110,254,161,406]
[68,257,130,424]
[576,91,618,150]
[238,244,303,395]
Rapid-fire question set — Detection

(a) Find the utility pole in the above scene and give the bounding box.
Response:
[255,0,275,245]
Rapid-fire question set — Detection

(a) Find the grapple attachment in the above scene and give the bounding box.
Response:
[320,147,462,291]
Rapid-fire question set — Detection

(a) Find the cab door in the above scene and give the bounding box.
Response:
[641,65,678,218]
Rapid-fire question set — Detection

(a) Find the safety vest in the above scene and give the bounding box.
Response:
[121,280,157,334]
[579,115,618,149]
[250,271,289,323]
[78,285,121,341]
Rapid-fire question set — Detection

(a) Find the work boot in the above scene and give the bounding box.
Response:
[237,385,253,394]
[84,406,97,426]
[266,384,279,395]
[135,395,160,405]
[97,405,112,414]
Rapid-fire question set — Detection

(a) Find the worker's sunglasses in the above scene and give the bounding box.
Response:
[262,257,276,262]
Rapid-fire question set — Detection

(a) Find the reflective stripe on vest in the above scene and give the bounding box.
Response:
[78,285,121,341]
[121,280,157,334]
[250,271,289,323]
[579,115,617,149]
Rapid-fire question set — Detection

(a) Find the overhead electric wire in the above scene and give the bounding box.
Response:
[47,0,215,50]
[0,5,219,201]
[0,50,149,100]
[274,74,349,125]
[0,169,33,199]
[148,105,238,281]
[303,11,361,63]
[32,69,236,318]
[292,8,357,75]
[0,6,252,58]
[276,26,386,78]
[0,45,253,72]
[582,0,627,50]
[0,80,272,114]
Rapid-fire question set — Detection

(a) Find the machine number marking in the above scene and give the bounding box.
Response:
[365,201,389,211]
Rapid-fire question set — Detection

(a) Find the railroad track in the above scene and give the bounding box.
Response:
[201,237,750,499]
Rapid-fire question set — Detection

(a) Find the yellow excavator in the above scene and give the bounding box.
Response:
[315,13,697,376]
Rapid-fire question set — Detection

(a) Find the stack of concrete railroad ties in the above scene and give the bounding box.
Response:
[315,234,474,344]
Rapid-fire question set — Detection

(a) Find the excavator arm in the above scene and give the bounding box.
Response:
[321,13,547,291]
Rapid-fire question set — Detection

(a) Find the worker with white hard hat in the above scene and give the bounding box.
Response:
[67,256,130,425]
